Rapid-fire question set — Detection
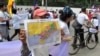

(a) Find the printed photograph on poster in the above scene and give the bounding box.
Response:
[24,19,61,49]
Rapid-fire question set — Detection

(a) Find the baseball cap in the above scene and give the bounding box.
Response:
[34,9,47,17]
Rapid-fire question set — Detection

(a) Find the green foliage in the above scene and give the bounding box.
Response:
[95,1,100,5]
[16,0,33,5]
[16,0,21,5]
[66,1,86,8]
[48,1,67,7]
[14,0,100,7]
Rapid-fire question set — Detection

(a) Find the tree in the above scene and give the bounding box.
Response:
[15,0,100,7]
[20,0,24,5]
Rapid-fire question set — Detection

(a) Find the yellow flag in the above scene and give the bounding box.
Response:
[7,0,14,16]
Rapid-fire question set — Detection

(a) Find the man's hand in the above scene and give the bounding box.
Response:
[7,17,12,21]
[62,36,73,41]
[19,29,26,44]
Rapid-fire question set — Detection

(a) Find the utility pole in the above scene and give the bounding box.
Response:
[45,0,47,10]
[42,0,44,6]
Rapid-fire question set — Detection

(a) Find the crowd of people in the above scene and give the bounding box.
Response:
[0,2,100,56]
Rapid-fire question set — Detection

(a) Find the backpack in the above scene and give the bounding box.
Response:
[72,19,82,29]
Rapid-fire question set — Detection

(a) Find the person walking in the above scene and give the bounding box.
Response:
[0,3,11,41]
[11,9,21,40]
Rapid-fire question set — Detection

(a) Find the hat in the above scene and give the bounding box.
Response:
[34,9,47,17]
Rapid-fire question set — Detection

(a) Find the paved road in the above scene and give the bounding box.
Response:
[8,21,100,56]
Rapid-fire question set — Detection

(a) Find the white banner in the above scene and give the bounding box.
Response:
[0,40,22,56]
[10,13,29,25]
[18,13,29,24]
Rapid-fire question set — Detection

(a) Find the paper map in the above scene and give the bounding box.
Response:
[24,19,61,48]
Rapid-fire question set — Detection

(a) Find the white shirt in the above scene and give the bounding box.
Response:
[4,12,10,19]
[0,11,6,24]
[97,13,100,30]
[77,13,89,25]
[12,14,21,29]
[48,12,54,19]
[59,20,70,36]
[91,19,98,27]
[18,13,29,24]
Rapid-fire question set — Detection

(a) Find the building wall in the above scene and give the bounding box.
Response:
[16,6,81,15]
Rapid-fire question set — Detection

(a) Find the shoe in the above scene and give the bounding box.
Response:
[8,28,10,30]
[0,40,3,42]
[80,45,85,49]
[96,41,99,43]
[49,54,52,56]
[54,44,60,46]
[87,41,89,43]
[7,38,12,41]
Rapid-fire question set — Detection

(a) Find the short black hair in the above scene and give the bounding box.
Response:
[59,6,73,22]
[59,10,63,14]
[81,7,86,12]
[0,3,5,9]
[60,13,73,22]
[12,9,17,14]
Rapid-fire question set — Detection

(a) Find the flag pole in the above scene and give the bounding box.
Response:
[42,0,44,6]
[45,0,47,10]
[34,0,37,6]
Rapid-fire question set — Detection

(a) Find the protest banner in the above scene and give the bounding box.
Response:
[0,40,22,56]
[24,19,61,49]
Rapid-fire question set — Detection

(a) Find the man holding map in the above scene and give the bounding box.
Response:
[32,8,50,56]
[20,8,61,56]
